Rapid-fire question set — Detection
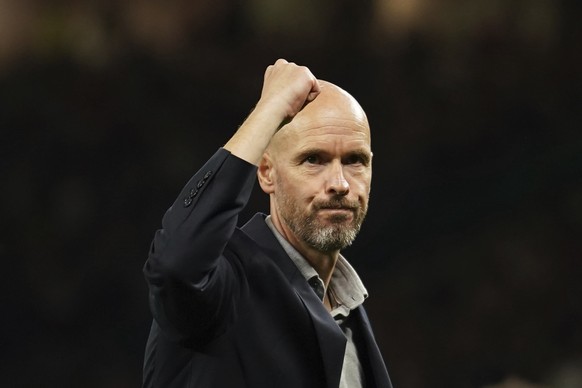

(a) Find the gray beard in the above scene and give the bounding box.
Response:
[280,198,367,253]
[300,218,360,252]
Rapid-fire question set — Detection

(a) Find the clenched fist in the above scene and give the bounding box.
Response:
[224,59,321,165]
[258,59,321,122]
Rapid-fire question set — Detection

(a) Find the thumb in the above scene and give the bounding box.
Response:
[306,80,322,102]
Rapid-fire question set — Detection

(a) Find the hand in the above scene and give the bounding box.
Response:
[256,59,321,122]
[223,59,320,165]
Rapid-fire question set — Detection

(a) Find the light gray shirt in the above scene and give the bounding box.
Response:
[265,216,368,388]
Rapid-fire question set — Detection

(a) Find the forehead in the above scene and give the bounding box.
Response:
[275,91,371,157]
[290,118,370,152]
[274,120,371,162]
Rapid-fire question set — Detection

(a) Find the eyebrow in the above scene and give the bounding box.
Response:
[345,150,372,165]
[294,148,372,165]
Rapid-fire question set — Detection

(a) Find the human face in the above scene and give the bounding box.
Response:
[266,90,372,253]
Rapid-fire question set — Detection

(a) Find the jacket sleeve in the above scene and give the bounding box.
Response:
[143,147,258,344]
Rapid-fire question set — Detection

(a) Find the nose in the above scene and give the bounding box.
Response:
[326,161,349,195]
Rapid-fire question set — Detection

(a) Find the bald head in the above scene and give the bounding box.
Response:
[256,78,373,256]
[266,80,370,157]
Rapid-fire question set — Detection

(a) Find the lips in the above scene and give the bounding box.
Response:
[313,200,359,220]
[317,206,355,211]
[314,200,358,211]
[316,206,356,219]
[318,208,353,213]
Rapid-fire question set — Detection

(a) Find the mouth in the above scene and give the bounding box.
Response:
[316,201,358,211]
[318,207,354,213]
[313,198,359,219]
[316,207,356,221]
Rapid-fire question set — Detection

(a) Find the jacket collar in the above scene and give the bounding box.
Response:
[241,213,347,388]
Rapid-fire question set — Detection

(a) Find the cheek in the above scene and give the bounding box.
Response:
[350,173,371,194]
[276,173,308,200]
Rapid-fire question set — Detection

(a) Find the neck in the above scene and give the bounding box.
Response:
[300,245,339,288]
[270,213,340,287]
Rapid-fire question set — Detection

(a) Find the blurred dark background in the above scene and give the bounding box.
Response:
[1,0,581,387]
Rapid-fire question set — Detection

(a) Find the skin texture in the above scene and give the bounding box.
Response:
[225,60,372,309]
[224,59,320,165]
[258,81,372,295]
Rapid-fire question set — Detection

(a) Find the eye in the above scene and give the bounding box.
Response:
[344,154,367,166]
[304,154,321,165]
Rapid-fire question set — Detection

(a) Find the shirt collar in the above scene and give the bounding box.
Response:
[265,216,368,315]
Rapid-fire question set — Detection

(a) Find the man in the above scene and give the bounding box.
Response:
[143,59,392,388]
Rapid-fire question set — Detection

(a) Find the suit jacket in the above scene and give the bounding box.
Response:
[143,148,392,388]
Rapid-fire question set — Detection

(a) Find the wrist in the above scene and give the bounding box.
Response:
[223,103,283,166]
[252,98,289,128]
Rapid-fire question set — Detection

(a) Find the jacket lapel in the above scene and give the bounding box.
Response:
[290,267,347,388]
[352,307,393,388]
[242,213,347,388]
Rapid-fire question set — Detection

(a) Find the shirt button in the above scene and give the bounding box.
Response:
[189,188,198,198]
[308,278,325,301]
[184,197,193,207]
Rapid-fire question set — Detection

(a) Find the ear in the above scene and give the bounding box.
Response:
[257,153,275,194]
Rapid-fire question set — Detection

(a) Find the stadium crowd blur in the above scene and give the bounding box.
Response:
[1,0,580,387]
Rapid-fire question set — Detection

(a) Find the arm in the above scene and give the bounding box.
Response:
[144,59,320,343]
[224,58,320,165]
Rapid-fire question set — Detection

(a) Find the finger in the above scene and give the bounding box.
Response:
[306,91,320,102]
[306,79,321,102]
[264,65,274,82]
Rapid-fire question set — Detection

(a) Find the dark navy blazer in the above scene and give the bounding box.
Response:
[143,148,392,388]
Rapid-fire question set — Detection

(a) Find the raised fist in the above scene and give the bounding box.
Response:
[258,59,321,121]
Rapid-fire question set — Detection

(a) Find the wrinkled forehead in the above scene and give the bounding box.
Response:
[269,81,370,155]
